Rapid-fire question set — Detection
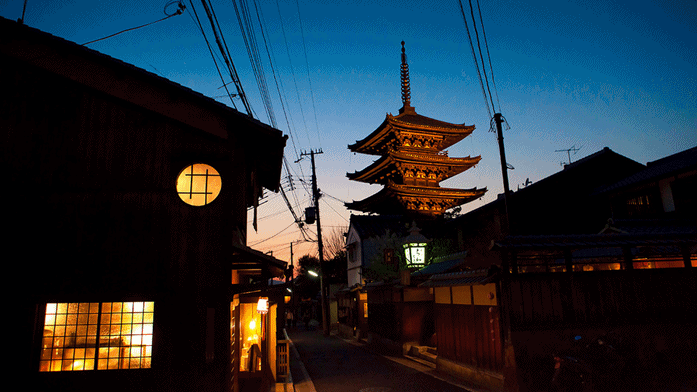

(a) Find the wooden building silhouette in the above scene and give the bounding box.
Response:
[4,17,288,392]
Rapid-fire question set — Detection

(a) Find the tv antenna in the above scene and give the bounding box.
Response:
[555,145,582,165]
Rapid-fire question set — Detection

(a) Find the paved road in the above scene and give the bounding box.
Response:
[287,327,476,392]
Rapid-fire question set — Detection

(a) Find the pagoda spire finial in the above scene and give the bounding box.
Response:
[400,41,414,114]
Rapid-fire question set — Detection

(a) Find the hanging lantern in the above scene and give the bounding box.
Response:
[402,222,428,267]
[256,297,269,314]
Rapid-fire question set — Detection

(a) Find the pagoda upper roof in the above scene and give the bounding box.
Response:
[345,182,486,217]
[347,150,482,184]
[348,107,475,155]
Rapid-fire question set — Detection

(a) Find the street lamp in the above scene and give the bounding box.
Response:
[403,222,428,268]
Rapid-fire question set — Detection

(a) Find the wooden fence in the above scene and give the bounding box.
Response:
[502,268,697,330]
[435,303,503,373]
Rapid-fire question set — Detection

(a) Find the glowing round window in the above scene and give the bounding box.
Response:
[176,163,222,206]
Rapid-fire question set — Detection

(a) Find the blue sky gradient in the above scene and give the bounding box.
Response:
[3,0,695,262]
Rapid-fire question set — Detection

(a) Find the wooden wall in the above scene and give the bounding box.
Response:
[434,303,503,373]
[501,269,697,392]
[3,40,259,392]
[502,268,697,329]
[433,284,503,373]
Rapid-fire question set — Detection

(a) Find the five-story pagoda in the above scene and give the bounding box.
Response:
[346,42,486,218]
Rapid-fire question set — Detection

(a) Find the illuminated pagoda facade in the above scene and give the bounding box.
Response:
[346,42,486,218]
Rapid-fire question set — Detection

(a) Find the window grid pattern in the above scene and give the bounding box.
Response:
[40,302,154,372]
[176,163,222,206]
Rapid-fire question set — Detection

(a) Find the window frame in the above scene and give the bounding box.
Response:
[39,301,154,372]
[176,163,222,206]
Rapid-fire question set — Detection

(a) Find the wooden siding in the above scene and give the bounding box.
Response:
[502,268,697,330]
[5,59,246,298]
[4,30,281,391]
[435,303,503,373]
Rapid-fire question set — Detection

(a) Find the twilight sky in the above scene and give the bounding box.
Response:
[3,0,695,263]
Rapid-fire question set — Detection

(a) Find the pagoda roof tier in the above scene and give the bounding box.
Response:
[347,150,482,184]
[345,182,487,217]
[348,109,475,155]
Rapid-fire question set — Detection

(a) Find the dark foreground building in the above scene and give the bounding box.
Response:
[3,17,288,392]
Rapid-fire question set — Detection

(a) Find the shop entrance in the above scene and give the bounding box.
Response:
[230,297,277,392]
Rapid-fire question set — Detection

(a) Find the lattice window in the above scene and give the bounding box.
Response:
[40,302,154,371]
[176,163,222,206]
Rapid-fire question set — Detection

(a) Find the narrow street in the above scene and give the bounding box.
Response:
[287,326,479,392]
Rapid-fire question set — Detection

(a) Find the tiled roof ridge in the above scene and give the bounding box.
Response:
[2,17,279,134]
[597,145,696,194]
[646,145,697,167]
[389,112,473,130]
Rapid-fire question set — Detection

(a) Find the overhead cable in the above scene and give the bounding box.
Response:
[187,0,238,109]
[200,0,253,115]
[276,0,312,148]
[294,0,322,148]
[467,0,496,114]
[474,0,501,112]
[82,1,185,46]
[458,0,492,118]
[231,0,275,126]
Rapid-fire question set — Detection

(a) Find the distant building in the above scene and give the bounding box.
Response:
[3,17,288,392]
[353,145,696,392]
[431,146,696,391]
[446,146,648,269]
[600,145,697,221]
[345,41,486,218]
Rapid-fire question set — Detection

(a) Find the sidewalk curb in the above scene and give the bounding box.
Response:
[286,331,316,392]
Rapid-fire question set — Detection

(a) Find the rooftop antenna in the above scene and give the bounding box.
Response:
[555,145,582,165]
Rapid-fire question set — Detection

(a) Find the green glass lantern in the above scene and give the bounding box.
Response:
[403,222,428,267]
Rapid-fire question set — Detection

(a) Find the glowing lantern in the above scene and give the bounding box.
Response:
[403,222,428,267]
[256,297,269,314]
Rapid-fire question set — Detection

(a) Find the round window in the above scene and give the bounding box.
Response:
[176,163,222,206]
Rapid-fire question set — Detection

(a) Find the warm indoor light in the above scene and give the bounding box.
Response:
[308,270,318,277]
[40,302,154,372]
[176,163,222,206]
[256,297,269,314]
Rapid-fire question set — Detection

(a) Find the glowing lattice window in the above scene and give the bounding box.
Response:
[40,302,154,372]
[176,163,222,206]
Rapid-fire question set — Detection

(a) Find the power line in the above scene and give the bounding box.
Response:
[199,0,253,115]
[276,0,312,148]
[467,0,496,114]
[187,0,238,109]
[248,221,296,247]
[458,0,492,118]
[231,0,275,126]
[274,0,303,161]
[256,5,298,157]
[474,0,501,112]
[294,0,322,149]
[81,1,185,46]
[320,198,350,223]
[458,0,513,234]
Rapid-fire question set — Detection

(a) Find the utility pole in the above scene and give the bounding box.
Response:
[289,242,295,326]
[494,113,512,235]
[301,149,329,336]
